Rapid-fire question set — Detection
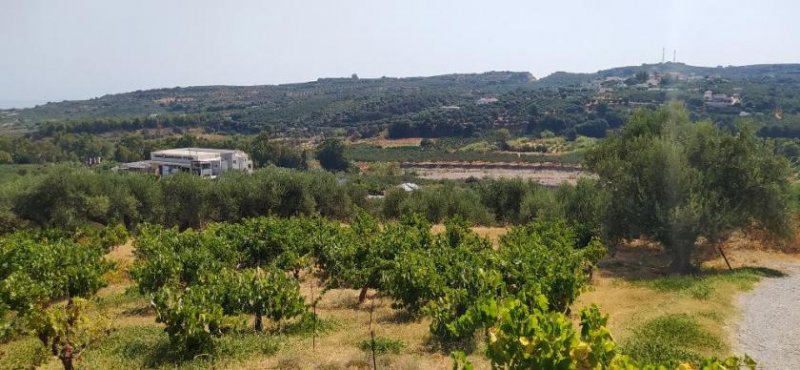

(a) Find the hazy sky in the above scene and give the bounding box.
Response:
[1,0,799,103]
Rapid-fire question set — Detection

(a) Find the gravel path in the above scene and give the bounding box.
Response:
[734,263,800,369]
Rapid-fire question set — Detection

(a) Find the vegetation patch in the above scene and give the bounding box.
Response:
[358,336,406,355]
[0,336,49,370]
[633,266,785,299]
[282,312,338,336]
[620,314,723,365]
[77,325,280,370]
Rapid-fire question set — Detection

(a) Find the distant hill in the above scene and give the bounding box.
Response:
[2,63,800,139]
[536,62,800,87]
[0,71,536,125]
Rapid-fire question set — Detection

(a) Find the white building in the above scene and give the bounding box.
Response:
[398,182,420,192]
[476,97,499,105]
[150,148,253,178]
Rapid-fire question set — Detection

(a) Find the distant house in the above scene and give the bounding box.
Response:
[151,148,253,177]
[476,97,499,105]
[703,90,741,108]
[117,148,253,178]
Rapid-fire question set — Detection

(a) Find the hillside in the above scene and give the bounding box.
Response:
[2,63,800,140]
[0,71,535,125]
[536,62,800,87]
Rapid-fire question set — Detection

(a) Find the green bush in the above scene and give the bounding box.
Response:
[620,314,723,365]
[398,185,494,224]
[209,267,306,332]
[452,298,755,370]
[0,336,50,369]
[152,287,232,356]
[358,336,406,355]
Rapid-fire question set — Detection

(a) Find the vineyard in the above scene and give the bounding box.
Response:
[0,214,762,369]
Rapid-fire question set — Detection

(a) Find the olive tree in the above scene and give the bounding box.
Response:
[315,139,349,172]
[585,103,792,272]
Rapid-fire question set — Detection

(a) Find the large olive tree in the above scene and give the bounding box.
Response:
[586,103,792,272]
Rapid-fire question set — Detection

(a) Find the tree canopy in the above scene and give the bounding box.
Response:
[315,139,349,172]
[586,103,793,272]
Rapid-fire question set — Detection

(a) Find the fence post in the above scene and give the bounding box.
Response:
[370,329,377,370]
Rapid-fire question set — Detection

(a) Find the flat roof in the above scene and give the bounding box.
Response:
[123,160,152,168]
[118,160,153,169]
[152,147,243,156]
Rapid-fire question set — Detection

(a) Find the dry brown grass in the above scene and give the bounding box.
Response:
[106,239,135,263]
[102,240,135,285]
[352,137,423,148]
[238,282,489,370]
[415,167,588,185]
[430,224,508,247]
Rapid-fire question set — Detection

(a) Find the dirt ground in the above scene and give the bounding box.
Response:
[415,167,590,185]
[352,137,423,148]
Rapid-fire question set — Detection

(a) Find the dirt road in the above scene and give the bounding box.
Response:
[734,263,800,369]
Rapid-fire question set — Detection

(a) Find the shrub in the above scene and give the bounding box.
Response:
[152,287,231,355]
[358,337,405,354]
[452,298,755,370]
[620,314,723,365]
[398,185,494,224]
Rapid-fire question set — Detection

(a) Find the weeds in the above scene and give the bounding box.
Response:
[358,336,406,355]
[620,314,723,365]
[633,266,785,299]
[75,325,280,369]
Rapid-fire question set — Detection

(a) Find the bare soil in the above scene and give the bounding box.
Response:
[415,167,590,185]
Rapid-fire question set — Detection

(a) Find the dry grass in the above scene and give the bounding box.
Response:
[416,167,588,185]
[430,224,508,247]
[353,137,423,148]
[106,239,135,263]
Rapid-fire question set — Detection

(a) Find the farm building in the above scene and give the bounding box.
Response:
[116,148,253,178]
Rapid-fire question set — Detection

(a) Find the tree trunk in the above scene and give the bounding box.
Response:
[59,344,74,370]
[670,244,694,274]
[60,357,74,370]
[358,285,369,304]
[254,311,263,332]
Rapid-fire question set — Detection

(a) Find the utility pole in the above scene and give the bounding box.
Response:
[673,49,677,63]
[661,47,665,63]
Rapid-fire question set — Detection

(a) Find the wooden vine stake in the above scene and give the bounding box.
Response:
[717,244,733,271]
[370,329,377,370]
[369,296,377,370]
[311,275,316,352]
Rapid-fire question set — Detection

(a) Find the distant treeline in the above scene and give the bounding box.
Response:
[35,113,262,137]
[0,165,604,244]
[0,131,307,169]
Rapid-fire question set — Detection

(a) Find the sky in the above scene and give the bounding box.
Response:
[1,0,799,104]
